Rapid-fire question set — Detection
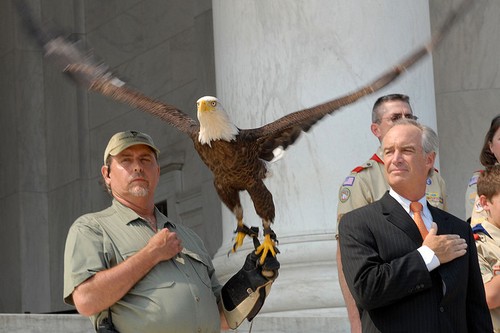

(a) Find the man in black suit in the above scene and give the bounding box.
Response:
[339,119,492,332]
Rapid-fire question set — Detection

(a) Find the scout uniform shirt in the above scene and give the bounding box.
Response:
[473,221,500,332]
[64,199,222,333]
[337,147,447,226]
[466,170,488,226]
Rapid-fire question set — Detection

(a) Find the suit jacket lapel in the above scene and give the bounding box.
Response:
[380,192,424,245]
[428,205,451,235]
[428,205,456,293]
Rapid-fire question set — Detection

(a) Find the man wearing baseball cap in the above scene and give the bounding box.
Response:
[103,130,160,165]
[63,130,230,332]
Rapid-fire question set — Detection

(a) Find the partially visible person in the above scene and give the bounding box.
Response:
[473,164,500,332]
[466,115,500,225]
[336,94,447,332]
[339,119,492,332]
[62,130,281,333]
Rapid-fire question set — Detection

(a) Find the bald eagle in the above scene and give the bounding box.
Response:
[17,0,472,268]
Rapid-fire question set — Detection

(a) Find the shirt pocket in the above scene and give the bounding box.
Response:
[182,249,213,288]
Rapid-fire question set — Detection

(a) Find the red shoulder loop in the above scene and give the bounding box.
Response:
[351,166,364,173]
[370,154,384,164]
[351,154,383,173]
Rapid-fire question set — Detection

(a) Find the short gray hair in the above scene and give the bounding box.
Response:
[392,118,438,176]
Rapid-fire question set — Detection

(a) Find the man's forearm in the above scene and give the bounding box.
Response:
[72,245,159,316]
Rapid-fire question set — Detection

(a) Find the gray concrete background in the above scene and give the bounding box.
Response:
[1,0,220,314]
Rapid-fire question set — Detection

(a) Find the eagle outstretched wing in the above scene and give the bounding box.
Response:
[15,0,200,138]
[242,0,473,163]
[17,0,473,269]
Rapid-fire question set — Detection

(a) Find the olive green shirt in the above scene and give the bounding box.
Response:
[63,199,221,333]
[336,148,447,233]
[474,221,500,332]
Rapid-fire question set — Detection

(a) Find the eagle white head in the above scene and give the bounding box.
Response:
[197,96,239,146]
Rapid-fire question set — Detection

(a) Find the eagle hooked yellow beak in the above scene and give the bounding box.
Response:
[197,98,218,113]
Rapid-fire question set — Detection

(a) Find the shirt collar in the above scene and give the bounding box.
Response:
[482,220,500,240]
[389,188,431,220]
[111,199,173,229]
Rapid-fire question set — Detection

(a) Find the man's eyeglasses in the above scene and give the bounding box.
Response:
[381,113,418,122]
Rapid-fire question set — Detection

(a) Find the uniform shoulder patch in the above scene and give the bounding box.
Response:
[342,176,356,186]
[468,170,485,187]
[339,188,351,203]
[468,174,480,186]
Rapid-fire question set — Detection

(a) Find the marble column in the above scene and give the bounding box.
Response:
[211,1,439,331]
[431,0,500,219]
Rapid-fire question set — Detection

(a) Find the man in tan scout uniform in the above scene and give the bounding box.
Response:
[336,94,447,333]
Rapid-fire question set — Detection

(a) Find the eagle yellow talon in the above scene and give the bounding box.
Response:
[230,224,259,254]
[255,234,277,265]
[232,231,247,252]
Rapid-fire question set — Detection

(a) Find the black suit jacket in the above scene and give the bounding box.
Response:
[339,192,492,333]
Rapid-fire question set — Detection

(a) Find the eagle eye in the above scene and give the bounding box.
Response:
[211,101,217,107]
